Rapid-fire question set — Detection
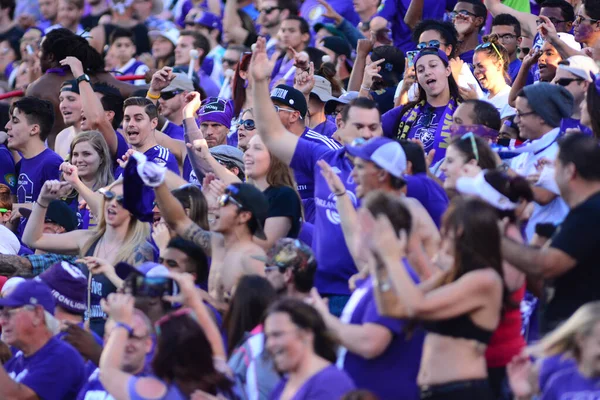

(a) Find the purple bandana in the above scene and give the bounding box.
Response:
[197,97,235,129]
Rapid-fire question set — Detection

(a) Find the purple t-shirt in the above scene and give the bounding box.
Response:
[540,362,600,400]
[5,337,86,400]
[182,156,200,185]
[300,0,359,32]
[290,139,357,296]
[113,131,130,176]
[294,128,341,224]
[115,145,180,178]
[0,144,16,193]
[405,173,449,228]
[313,119,338,138]
[270,365,355,400]
[377,0,455,52]
[162,121,185,141]
[538,354,577,392]
[199,69,220,98]
[339,271,424,400]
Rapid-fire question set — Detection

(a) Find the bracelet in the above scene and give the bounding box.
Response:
[36,201,49,209]
[361,85,371,91]
[146,91,161,100]
[114,322,134,336]
[334,190,347,197]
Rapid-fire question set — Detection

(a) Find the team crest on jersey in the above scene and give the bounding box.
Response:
[4,173,15,188]
[154,158,167,167]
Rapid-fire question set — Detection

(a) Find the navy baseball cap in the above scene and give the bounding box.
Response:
[270,84,308,119]
[0,279,56,314]
[346,137,407,178]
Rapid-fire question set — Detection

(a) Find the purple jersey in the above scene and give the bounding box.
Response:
[0,144,16,193]
[290,139,357,296]
[115,145,179,178]
[5,337,86,400]
[113,131,130,175]
[339,269,423,400]
[161,121,185,141]
[294,128,341,224]
[313,119,338,138]
[77,366,152,400]
[270,365,355,400]
[541,363,600,400]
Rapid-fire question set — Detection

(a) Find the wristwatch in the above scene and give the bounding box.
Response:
[76,73,91,85]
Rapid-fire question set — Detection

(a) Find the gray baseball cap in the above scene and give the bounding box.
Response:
[210,145,245,173]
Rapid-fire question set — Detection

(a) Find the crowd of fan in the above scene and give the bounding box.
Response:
[0,0,599,399]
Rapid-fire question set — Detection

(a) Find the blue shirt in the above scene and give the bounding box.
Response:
[294,128,341,224]
[0,144,16,193]
[290,139,358,295]
[5,337,86,400]
[161,121,184,141]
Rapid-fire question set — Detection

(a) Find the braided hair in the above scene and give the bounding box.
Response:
[42,28,105,73]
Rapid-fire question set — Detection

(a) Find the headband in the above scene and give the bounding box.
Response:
[413,48,449,67]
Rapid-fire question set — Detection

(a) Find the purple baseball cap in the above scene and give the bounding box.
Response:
[194,12,223,33]
[0,279,55,314]
[198,97,235,129]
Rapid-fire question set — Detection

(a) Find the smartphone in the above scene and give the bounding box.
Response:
[406,50,419,68]
[131,275,178,298]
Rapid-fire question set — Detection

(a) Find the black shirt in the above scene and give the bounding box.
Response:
[547,191,600,332]
[264,186,302,239]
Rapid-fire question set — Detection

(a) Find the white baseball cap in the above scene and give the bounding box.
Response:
[149,27,180,47]
[456,171,518,210]
[559,55,600,82]
[346,137,407,178]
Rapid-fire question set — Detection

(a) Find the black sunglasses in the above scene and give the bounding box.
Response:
[450,9,478,19]
[161,90,182,101]
[238,119,256,130]
[556,77,584,86]
[259,6,280,14]
[102,190,124,206]
[222,58,238,66]
[417,40,444,50]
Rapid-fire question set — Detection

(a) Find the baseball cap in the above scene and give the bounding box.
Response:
[557,32,582,52]
[346,137,407,178]
[456,171,518,210]
[270,84,308,119]
[0,225,19,255]
[36,261,87,315]
[253,238,316,272]
[559,55,599,82]
[321,36,352,59]
[162,72,195,93]
[20,200,78,232]
[314,23,345,40]
[324,91,359,115]
[0,279,56,314]
[310,76,336,103]
[1,277,25,297]
[198,97,235,129]
[194,12,223,33]
[225,183,268,240]
[149,27,180,47]
[210,145,245,173]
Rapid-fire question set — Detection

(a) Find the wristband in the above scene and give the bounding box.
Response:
[361,85,371,91]
[147,91,161,100]
[36,201,49,209]
[334,190,347,197]
[114,322,134,336]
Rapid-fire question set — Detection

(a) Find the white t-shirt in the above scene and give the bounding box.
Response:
[510,128,569,241]
[483,85,516,119]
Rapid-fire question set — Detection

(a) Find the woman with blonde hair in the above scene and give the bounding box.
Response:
[508,301,600,399]
[60,130,115,229]
[22,178,154,335]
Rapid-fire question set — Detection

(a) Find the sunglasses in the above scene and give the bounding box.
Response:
[556,77,584,86]
[461,132,479,162]
[450,9,478,19]
[259,6,280,14]
[417,40,444,50]
[161,90,182,101]
[218,193,244,209]
[0,208,8,213]
[475,42,503,60]
[238,119,256,130]
[102,190,124,206]
[519,47,530,56]
[222,58,238,66]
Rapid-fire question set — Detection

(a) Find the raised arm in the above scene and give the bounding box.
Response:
[60,57,119,157]
[404,0,425,30]
[348,39,373,92]
[539,16,583,59]
[60,162,103,218]
[223,0,249,45]
[509,50,541,107]
[154,181,214,256]
[188,138,242,185]
[250,37,300,165]
[22,180,87,254]
[483,0,538,39]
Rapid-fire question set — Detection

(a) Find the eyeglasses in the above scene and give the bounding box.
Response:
[537,17,566,26]
[417,40,445,50]
[575,14,600,25]
[222,58,238,66]
[461,132,479,162]
[274,105,297,114]
[102,190,124,206]
[555,77,584,86]
[497,33,517,41]
[160,90,182,101]
[0,305,35,320]
[475,42,503,60]
[259,6,280,14]
[450,9,478,19]
[218,193,244,209]
[519,47,530,56]
[515,110,537,118]
[238,119,256,130]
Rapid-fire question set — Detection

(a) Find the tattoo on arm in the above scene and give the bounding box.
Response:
[182,224,212,254]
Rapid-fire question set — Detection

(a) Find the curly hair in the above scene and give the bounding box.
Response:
[42,28,105,73]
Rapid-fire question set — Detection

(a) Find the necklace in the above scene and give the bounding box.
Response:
[99,236,120,259]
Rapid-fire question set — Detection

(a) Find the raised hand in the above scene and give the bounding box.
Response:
[362,57,385,90]
[356,38,374,57]
[59,56,85,78]
[101,293,134,325]
[116,149,136,169]
[294,61,315,95]
[150,67,176,93]
[523,48,543,68]
[189,138,211,160]
[39,180,72,204]
[152,222,171,251]
[536,15,558,41]
[317,160,346,195]
[183,91,203,118]
[506,352,535,398]
[317,0,343,25]
[60,162,81,186]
